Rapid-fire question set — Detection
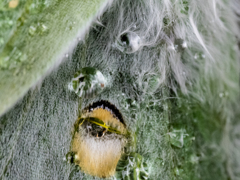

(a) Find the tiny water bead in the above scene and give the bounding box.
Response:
[115,31,141,54]
[28,23,48,36]
[0,47,28,70]
[189,154,199,164]
[194,52,206,60]
[194,53,199,59]
[174,38,187,52]
[26,0,53,14]
[141,74,161,94]
[68,67,107,98]
[219,92,229,98]
[28,25,37,36]
[174,167,184,176]
[168,129,188,148]
[115,153,149,180]
[39,23,48,33]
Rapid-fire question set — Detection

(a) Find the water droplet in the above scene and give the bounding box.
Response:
[9,47,26,63]
[168,129,187,148]
[168,43,175,51]
[219,92,224,98]
[174,38,187,52]
[201,53,206,58]
[150,76,161,92]
[116,153,149,179]
[69,67,107,98]
[29,26,37,36]
[0,47,24,69]
[39,23,48,33]
[65,54,69,58]
[163,104,168,110]
[189,154,199,164]
[174,167,183,176]
[8,20,13,26]
[194,53,199,59]
[115,31,141,54]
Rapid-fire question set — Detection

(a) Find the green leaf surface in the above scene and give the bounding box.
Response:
[0,0,110,116]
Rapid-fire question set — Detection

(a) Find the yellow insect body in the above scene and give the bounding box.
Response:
[71,102,127,178]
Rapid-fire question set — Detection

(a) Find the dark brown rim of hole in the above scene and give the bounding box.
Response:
[84,100,126,126]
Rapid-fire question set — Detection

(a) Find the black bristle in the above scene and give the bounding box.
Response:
[84,100,126,126]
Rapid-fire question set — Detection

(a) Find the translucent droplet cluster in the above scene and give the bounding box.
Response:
[115,31,141,54]
[68,67,107,98]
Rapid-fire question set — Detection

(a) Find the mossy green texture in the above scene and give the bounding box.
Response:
[0,0,110,116]
[115,152,149,180]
